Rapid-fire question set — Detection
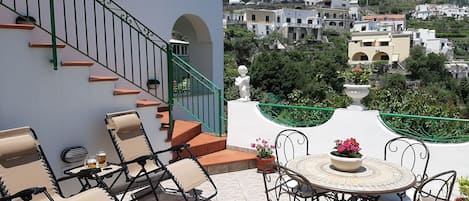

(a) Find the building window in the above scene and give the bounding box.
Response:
[252,14,256,21]
[277,16,280,23]
[266,25,270,31]
[308,19,313,24]
[333,13,337,18]
[318,13,321,17]
[416,33,420,38]
[339,22,344,26]
[297,19,302,24]
[325,13,330,18]
[329,21,336,26]
[363,42,373,46]
[252,25,256,31]
[286,18,291,23]
[380,42,389,46]
[266,16,270,22]
[360,55,368,61]
[361,26,366,31]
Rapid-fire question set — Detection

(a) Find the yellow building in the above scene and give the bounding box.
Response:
[348,32,411,65]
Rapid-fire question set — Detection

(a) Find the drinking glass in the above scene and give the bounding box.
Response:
[85,156,97,169]
[97,151,107,167]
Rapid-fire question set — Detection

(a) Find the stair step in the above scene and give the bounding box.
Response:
[198,150,257,175]
[62,61,94,67]
[181,133,226,157]
[30,43,66,48]
[136,100,161,108]
[157,106,169,112]
[157,111,169,124]
[114,89,140,96]
[171,120,201,146]
[0,24,34,30]
[89,76,119,82]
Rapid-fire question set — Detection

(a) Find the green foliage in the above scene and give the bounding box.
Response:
[365,88,460,117]
[459,177,469,197]
[405,47,450,83]
[224,26,257,65]
[380,74,407,90]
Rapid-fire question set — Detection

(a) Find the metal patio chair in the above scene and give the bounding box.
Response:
[384,136,430,200]
[105,110,217,201]
[274,129,310,166]
[413,170,457,201]
[0,127,117,201]
[263,164,329,201]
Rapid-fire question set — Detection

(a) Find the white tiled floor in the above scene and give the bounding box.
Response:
[125,168,266,201]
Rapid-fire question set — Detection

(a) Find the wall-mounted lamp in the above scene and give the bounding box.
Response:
[147,79,160,90]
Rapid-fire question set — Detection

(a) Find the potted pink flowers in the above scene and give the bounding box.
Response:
[251,138,276,173]
[329,137,365,172]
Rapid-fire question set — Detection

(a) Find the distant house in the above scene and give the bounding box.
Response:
[413,4,469,20]
[317,7,353,33]
[446,62,469,79]
[361,14,406,32]
[409,29,453,59]
[348,32,411,65]
[224,8,323,41]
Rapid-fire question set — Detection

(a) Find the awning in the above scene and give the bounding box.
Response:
[361,39,375,43]
[392,54,399,62]
[377,38,391,42]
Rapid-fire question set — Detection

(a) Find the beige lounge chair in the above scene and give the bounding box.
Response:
[105,110,217,201]
[0,127,117,201]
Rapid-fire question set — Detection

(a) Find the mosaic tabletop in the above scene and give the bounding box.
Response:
[286,154,416,195]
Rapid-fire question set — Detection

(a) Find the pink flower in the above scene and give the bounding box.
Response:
[352,67,363,73]
[251,143,256,148]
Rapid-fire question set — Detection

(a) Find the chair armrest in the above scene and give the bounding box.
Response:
[153,143,189,155]
[0,187,52,201]
[57,168,102,182]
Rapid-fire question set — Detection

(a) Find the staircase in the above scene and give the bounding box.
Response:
[0,0,257,174]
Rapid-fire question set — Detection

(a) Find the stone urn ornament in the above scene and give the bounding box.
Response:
[342,66,371,111]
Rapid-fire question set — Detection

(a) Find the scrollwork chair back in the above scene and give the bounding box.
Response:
[384,136,430,184]
[413,170,456,201]
[275,129,310,166]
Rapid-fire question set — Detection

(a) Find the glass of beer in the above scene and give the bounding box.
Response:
[85,156,97,169]
[97,151,107,167]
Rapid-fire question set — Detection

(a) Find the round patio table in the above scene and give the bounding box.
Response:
[286,154,416,197]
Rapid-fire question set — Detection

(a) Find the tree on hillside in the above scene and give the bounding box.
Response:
[405,46,450,83]
[224,26,257,65]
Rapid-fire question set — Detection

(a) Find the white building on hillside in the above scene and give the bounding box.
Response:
[410,29,453,59]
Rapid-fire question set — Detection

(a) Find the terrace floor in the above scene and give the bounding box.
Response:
[122,168,266,201]
[122,168,412,201]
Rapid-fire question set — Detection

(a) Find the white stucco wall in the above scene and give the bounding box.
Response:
[227,101,469,183]
[0,27,170,189]
[113,0,223,91]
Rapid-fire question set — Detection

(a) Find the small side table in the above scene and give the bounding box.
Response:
[64,164,123,192]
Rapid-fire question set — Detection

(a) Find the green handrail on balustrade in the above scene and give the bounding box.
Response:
[258,103,335,127]
[379,112,469,143]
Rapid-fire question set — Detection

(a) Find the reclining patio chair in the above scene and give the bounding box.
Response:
[105,110,217,201]
[0,127,117,201]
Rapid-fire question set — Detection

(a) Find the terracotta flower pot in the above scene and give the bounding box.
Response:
[256,156,275,173]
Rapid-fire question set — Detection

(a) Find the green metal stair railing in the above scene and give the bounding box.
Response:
[0,0,224,136]
[258,103,335,127]
[379,112,469,143]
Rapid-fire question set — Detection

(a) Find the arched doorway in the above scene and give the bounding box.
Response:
[172,14,213,80]
[352,52,369,61]
[372,52,390,61]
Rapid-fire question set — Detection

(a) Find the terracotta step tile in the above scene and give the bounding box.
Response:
[30,43,66,48]
[89,75,119,82]
[62,61,94,67]
[198,149,257,167]
[136,100,161,108]
[157,106,169,112]
[114,89,140,95]
[171,120,201,146]
[0,24,34,30]
[180,133,226,157]
[157,111,169,124]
